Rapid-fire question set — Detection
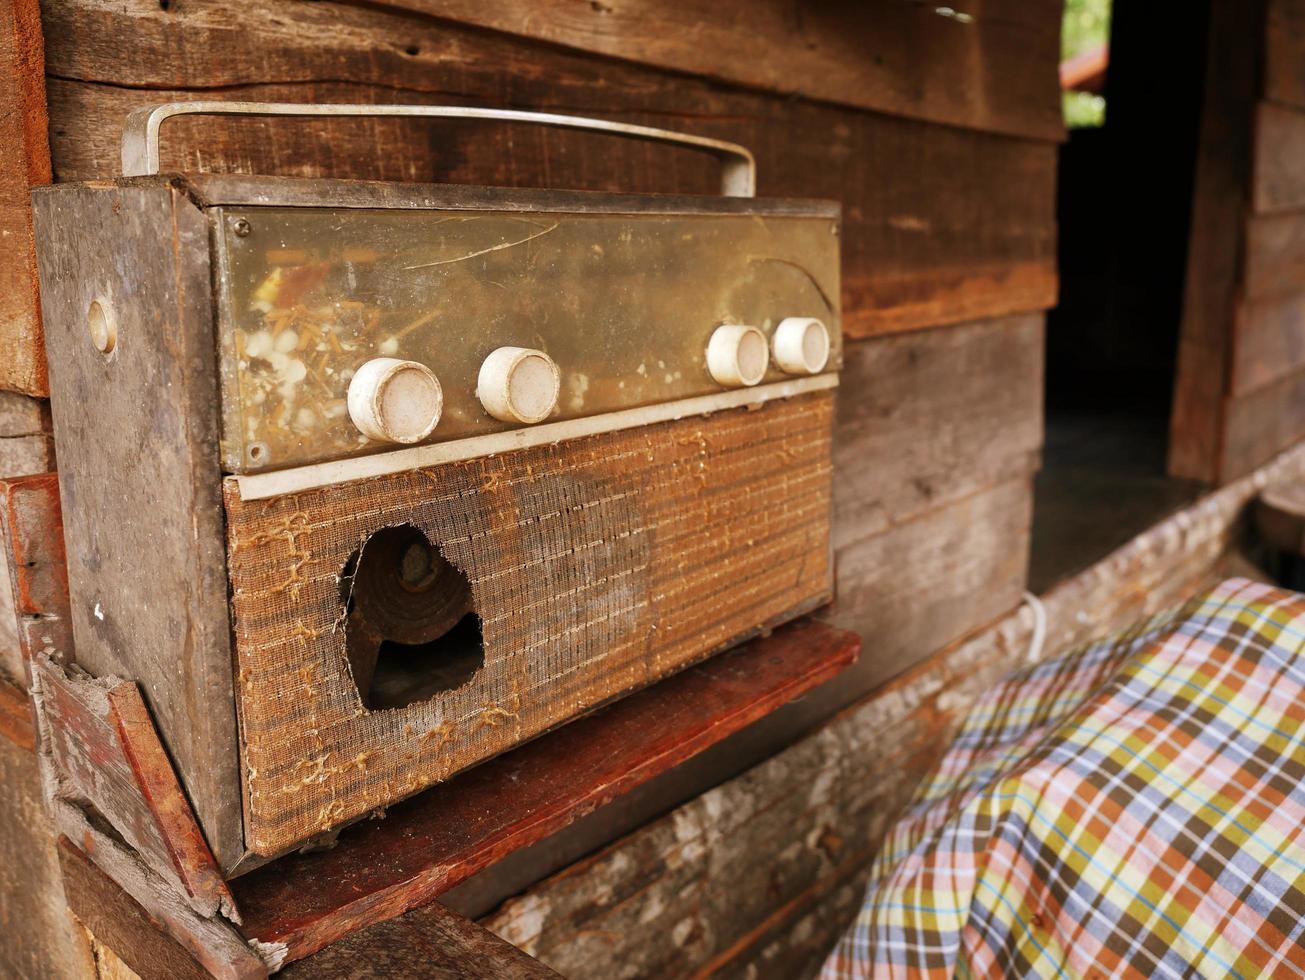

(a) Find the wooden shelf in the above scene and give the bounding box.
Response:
[230,619,859,964]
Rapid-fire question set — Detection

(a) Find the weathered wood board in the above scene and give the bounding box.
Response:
[31,181,244,871]
[39,0,1057,340]
[0,472,70,684]
[358,0,1064,141]
[0,722,86,980]
[31,656,236,920]
[278,899,561,979]
[59,840,215,980]
[483,440,1305,979]
[0,0,50,396]
[1169,0,1267,483]
[1253,102,1305,214]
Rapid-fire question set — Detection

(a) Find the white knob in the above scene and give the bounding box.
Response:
[347,358,443,444]
[477,347,561,424]
[706,324,769,387]
[772,317,831,375]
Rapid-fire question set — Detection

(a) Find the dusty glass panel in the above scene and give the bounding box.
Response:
[213,206,841,473]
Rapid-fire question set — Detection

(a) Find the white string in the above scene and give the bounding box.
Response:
[1022,590,1047,666]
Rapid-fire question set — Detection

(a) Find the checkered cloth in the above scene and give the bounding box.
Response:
[822,578,1305,979]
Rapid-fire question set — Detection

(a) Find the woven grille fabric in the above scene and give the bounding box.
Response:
[823,578,1305,979]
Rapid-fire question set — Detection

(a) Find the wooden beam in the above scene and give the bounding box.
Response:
[1169,0,1268,482]
[0,0,50,395]
[229,620,859,964]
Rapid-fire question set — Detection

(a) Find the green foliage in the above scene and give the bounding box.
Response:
[1062,0,1111,128]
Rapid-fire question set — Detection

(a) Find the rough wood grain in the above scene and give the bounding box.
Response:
[229,620,858,964]
[279,899,561,979]
[0,391,54,476]
[0,472,70,685]
[38,793,270,978]
[482,441,1305,979]
[1169,0,1267,482]
[0,733,85,979]
[824,475,1035,695]
[367,0,1064,141]
[40,0,1057,339]
[31,181,243,871]
[31,656,237,921]
[833,315,1043,550]
[59,839,216,980]
[0,0,50,396]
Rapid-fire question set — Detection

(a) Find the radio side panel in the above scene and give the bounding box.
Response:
[30,180,245,871]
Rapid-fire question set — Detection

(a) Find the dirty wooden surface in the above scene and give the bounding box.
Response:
[39,0,1057,340]
[483,441,1305,979]
[230,620,858,963]
[351,0,1064,141]
[280,899,560,979]
[0,728,85,979]
[59,839,215,980]
[0,0,50,395]
[32,182,244,871]
[0,472,70,684]
[31,656,236,920]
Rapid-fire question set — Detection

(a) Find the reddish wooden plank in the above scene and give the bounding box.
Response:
[0,472,70,675]
[0,0,50,395]
[0,674,33,751]
[230,619,859,964]
[32,656,237,922]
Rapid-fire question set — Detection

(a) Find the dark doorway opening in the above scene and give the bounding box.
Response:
[1033,1,1211,590]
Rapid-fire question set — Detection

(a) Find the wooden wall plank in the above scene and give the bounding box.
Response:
[0,682,86,980]
[823,475,1033,694]
[1169,0,1268,482]
[1245,211,1305,299]
[369,0,1064,141]
[0,0,51,396]
[1231,292,1305,395]
[40,0,1057,339]
[482,440,1305,979]
[1267,0,1305,111]
[1253,102,1305,214]
[1221,369,1305,479]
[833,314,1043,550]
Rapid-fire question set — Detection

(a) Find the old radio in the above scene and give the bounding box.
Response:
[32,103,841,873]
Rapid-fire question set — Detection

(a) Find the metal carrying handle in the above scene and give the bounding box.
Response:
[121,102,756,197]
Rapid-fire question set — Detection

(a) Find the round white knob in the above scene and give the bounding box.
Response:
[347,358,443,444]
[706,324,769,387]
[477,347,561,424]
[772,317,831,375]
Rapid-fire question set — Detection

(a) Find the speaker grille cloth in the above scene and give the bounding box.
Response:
[224,391,834,856]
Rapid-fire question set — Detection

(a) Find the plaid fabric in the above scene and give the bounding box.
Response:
[822,578,1305,979]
